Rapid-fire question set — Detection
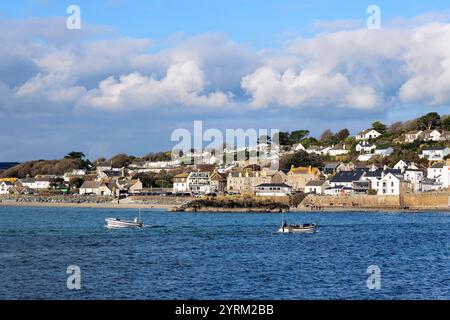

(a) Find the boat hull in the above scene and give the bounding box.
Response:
[105,218,143,228]
[278,224,317,233]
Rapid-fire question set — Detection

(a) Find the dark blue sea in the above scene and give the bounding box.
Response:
[0,206,448,300]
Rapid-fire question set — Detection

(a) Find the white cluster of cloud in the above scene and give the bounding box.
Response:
[1,15,450,115]
[79,61,232,110]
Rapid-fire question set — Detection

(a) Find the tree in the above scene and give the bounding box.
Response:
[132,172,155,188]
[65,151,85,160]
[284,151,324,169]
[288,130,309,144]
[388,121,403,133]
[50,177,65,188]
[335,129,350,141]
[441,115,450,131]
[416,112,441,130]
[109,154,133,168]
[372,121,387,134]
[69,177,84,189]
[319,129,335,145]
[274,132,290,145]
[320,129,334,142]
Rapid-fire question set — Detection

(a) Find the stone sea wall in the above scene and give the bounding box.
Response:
[0,194,113,203]
[301,191,450,210]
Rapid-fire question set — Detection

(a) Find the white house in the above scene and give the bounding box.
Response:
[419,147,450,161]
[328,145,349,156]
[63,169,86,182]
[441,165,450,188]
[0,181,13,194]
[187,171,211,194]
[34,176,53,189]
[427,163,444,182]
[172,173,189,192]
[404,130,423,143]
[79,181,112,196]
[356,142,376,153]
[403,169,424,193]
[254,183,292,197]
[394,160,418,172]
[355,129,381,141]
[291,143,305,152]
[304,180,329,194]
[374,147,394,157]
[323,186,352,196]
[420,129,441,142]
[372,173,402,195]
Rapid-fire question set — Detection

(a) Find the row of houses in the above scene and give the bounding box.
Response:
[168,159,450,197]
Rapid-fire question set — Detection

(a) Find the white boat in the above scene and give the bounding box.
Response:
[277,212,317,233]
[278,223,317,233]
[105,209,144,228]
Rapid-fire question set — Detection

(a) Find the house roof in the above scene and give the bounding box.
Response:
[430,163,445,169]
[173,172,189,178]
[357,129,380,136]
[330,170,365,183]
[364,169,383,178]
[406,130,422,135]
[80,181,104,189]
[305,180,327,187]
[423,147,446,151]
[324,162,341,169]
[289,166,320,175]
[19,178,36,183]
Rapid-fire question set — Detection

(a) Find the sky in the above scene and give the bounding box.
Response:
[1,0,450,162]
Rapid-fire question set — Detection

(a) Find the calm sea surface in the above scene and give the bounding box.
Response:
[0,206,448,299]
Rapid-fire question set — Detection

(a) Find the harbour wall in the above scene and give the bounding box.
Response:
[301,190,449,210]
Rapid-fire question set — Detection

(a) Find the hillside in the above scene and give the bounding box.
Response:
[0,158,83,178]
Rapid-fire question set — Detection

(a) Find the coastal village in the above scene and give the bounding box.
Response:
[1,112,450,210]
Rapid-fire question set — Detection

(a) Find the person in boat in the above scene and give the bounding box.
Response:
[283,220,288,228]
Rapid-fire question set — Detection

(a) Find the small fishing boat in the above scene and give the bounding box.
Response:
[278,222,317,233]
[105,209,144,228]
[277,212,317,233]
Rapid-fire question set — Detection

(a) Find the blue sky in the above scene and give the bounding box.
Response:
[0,1,449,161]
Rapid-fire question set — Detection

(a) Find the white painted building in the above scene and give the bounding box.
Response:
[187,172,211,194]
[404,130,423,143]
[427,163,444,182]
[328,145,349,156]
[420,147,450,161]
[442,165,450,188]
[304,180,329,194]
[356,142,376,153]
[403,169,424,192]
[355,129,381,141]
[0,181,13,194]
[394,160,418,172]
[374,147,394,157]
[172,173,189,192]
[372,173,402,195]
[255,183,292,196]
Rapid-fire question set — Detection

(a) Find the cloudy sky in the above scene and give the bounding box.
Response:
[1,0,450,161]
